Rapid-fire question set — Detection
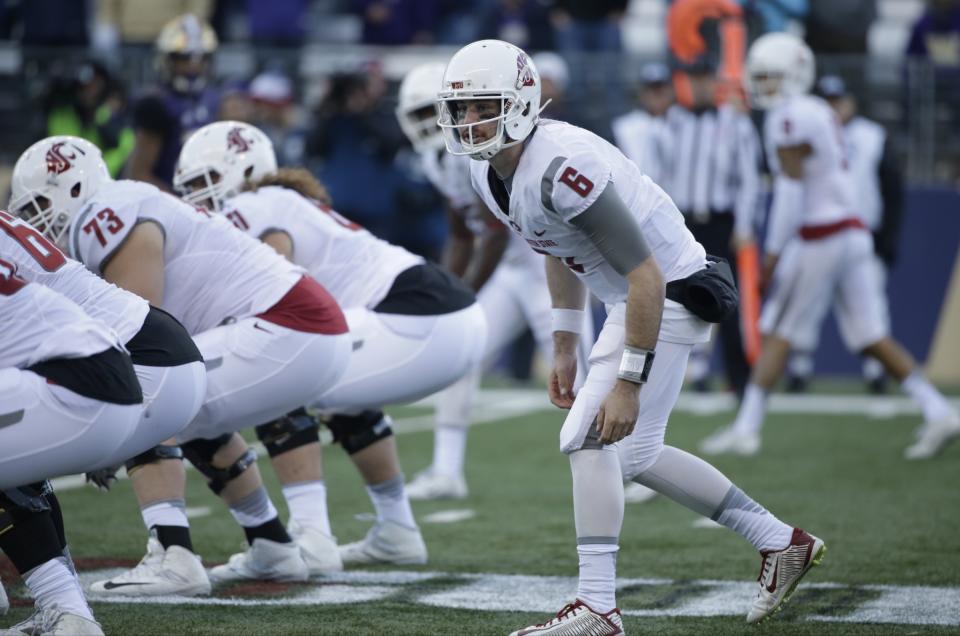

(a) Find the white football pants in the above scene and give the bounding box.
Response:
[179,317,352,442]
[87,361,207,470]
[0,368,143,489]
[310,303,487,413]
[434,261,593,428]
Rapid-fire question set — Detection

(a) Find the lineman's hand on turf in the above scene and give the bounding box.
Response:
[86,466,121,491]
[597,381,640,443]
[549,351,578,409]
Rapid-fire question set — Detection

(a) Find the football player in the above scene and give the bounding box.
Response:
[396,62,592,500]
[438,40,824,633]
[175,120,487,570]
[0,272,143,635]
[0,205,205,628]
[10,136,351,596]
[699,34,960,460]
[126,14,220,191]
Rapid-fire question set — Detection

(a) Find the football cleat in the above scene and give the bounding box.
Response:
[904,413,960,460]
[746,527,826,623]
[340,521,428,566]
[89,537,210,597]
[509,600,624,636]
[699,426,761,456]
[623,482,657,504]
[0,608,35,635]
[208,538,308,584]
[405,470,468,500]
[34,606,103,636]
[288,520,343,575]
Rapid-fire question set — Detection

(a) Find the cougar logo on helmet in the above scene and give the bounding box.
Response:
[516,54,535,89]
[226,127,253,153]
[45,142,80,175]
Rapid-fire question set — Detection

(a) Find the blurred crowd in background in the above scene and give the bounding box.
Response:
[0,0,956,382]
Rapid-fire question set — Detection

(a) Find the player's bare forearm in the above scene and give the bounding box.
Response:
[624,256,663,354]
[442,207,475,278]
[464,227,507,291]
[546,255,586,356]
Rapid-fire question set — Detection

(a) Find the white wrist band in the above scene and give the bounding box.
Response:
[551,308,584,334]
[618,346,655,384]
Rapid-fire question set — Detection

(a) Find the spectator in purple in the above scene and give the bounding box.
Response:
[477,0,554,51]
[354,0,439,45]
[907,0,960,67]
[247,0,310,48]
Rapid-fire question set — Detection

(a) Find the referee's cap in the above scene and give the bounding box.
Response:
[640,62,671,86]
[817,75,848,99]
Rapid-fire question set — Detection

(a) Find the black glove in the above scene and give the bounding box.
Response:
[85,465,122,491]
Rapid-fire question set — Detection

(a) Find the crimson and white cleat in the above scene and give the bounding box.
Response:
[208,538,309,584]
[509,600,624,636]
[904,413,960,460]
[699,426,761,456]
[89,537,210,597]
[623,482,657,504]
[746,528,826,623]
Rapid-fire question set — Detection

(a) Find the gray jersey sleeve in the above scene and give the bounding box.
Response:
[568,182,652,276]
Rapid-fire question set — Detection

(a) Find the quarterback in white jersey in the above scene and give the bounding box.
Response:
[701,33,959,461]
[439,40,825,633]
[176,120,486,570]
[11,136,351,598]
[0,271,144,635]
[397,62,592,501]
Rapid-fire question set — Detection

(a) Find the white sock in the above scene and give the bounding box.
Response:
[636,447,792,552]
[433,426,467,478]
[789,352,814,377]
[732,383,768,435]
[902,370,955,422]
[714,486,793,552]
[282,480,332,536]
[140,498,190,531]
[862,357,884,381]
[576,546,618,613]
[367,475,417,530]
[24,557,93,620]
[229,486,279,528]
[570,449,623,613]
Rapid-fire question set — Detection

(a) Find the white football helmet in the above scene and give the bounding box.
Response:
[437,39,542,161]
[744,32,816,110]
[9,136,110,248]
[397,62,447,153]
[175,121,277,212]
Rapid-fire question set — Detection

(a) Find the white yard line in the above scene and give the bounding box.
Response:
[75,568,960,626]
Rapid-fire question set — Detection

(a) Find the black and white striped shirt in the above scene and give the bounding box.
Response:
[661,103,762,236]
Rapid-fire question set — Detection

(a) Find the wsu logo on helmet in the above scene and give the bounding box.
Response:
[45,141,80,175]
[516,53,535,89]
[226,126,253,153]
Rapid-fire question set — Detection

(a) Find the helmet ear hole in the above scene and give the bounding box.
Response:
[70,182,82,198]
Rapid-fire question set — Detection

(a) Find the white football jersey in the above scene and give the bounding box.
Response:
[0,210,148,344]
[223,186,422,310]
[0,265,120,369]
[420,149,534,267]
[765,95,859,226]
[68,180,303,334]
[469,120,708,343]
[844,116,886,230]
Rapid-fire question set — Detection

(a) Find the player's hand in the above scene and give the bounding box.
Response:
[730,232,755,253]
[86,465,121,491]
[596,381,640,444]
[549,352,578,409]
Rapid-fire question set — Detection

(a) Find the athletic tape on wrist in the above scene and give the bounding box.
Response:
[551,308,584,334]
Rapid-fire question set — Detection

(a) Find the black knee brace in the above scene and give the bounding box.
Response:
[181,434,258,495]
[0,483,51,536]
[124,444,184,473]
[325,410,393,455]
[0,485,62,574]
[255,407,321,458]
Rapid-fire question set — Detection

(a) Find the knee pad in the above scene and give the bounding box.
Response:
[181,434,258,495]
[255,408,321,458]
[325,410,393,455]
[124,444,184,473]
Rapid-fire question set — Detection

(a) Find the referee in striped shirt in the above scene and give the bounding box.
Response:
[661,55,761,397]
